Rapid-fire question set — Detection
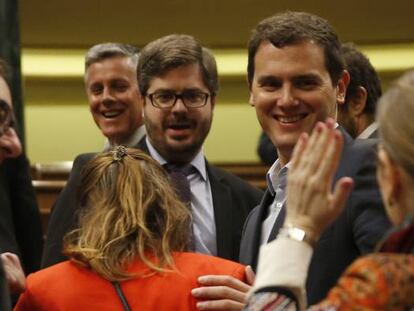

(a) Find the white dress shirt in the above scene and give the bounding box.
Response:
[103,125,146,151]
[260,160,290,245]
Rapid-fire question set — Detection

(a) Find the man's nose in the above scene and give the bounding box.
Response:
[278,85,297,107]
[102,87,115,102]
[171,97,188,113]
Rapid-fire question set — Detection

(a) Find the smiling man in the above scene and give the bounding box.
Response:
[137,34,263,259]
[237,11,390,305]
[84,44,144,148]
[42,43,146,267]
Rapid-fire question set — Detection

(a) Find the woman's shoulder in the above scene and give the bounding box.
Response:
[26,260,106,290]
[172,252,246,280]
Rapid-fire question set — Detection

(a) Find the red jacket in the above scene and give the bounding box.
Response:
[15,252,246,311]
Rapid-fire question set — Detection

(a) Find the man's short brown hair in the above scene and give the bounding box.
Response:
[247,11,344,87]
[137,34,219,96]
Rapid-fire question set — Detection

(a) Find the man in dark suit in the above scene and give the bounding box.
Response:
[337,42,382,139]
[0,60,43,276]
[137,34,262,261]
[42,43,146,267]
[238,12,390,305]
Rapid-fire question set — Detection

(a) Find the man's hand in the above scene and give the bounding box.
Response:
[191,266,255,310]
[286,119,354,241]
[1,252,26,294]
[0,127,22,163]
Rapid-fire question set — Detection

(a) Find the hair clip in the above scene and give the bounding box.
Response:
[111,145,128,161]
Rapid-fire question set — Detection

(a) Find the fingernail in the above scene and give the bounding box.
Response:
[191,288,201,297]
[198,276,207,282]
[197,302,206,309]
[316,123,323,132]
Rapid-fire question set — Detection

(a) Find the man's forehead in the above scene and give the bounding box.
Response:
[148,63,207,90]
[85,56,137,83]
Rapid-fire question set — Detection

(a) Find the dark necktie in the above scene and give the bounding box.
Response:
[164,163,195,251]
[164,163,193,205]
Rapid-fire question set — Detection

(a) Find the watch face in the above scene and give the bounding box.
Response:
[290,227,306,240]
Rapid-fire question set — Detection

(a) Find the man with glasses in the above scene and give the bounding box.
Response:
[0,59,43,279]
[137,34,263,260]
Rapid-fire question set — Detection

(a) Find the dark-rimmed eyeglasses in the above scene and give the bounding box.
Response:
[0,99,15,137]
[146,90,210,109]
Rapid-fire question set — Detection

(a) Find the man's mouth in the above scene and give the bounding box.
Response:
[168,123,192,130]
[275,114,307,124]
[102,110,123,118]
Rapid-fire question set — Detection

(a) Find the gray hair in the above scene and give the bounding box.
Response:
[85,43,139,71]
[377,69,414,179]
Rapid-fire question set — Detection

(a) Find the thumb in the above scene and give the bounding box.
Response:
[331,177,354,216]
[245,265,255,285]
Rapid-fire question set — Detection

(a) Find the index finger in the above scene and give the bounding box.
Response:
[197,275,250,293]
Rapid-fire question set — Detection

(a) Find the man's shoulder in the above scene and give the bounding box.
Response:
[206,163,264,197]
[73,152,98,166]
[339,137,378,176]
[70,152,99,174]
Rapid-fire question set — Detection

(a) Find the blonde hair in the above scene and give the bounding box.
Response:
[64,148,191,281]
[377,69,414,179]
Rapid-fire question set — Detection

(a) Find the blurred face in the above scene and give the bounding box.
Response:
[377,147,405,225]
[249,40,348,165]
[85,56,143,144]
[0,77,22,163]
[143,63,214,163]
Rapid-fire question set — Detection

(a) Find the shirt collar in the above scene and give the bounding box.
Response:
[103,125,146,151]
[358,122,378,139]
[265,123,339,195]
[266,159,290,196]
[145,137,207,181]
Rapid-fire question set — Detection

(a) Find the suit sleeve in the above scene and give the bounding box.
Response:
[10,154,44,274]
[41,155,90,268]
[348,142,391,254]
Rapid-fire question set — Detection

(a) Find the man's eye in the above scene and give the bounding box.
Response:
[296,79,319,89]
[155,92,175,102]
[184,92,204,102]
[258,79,282,91]
[90,85,103,95]
[113,83,129,92]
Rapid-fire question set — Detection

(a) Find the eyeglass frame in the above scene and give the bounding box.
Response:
[145,90,211,109]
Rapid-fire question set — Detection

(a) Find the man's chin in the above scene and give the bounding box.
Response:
[163,138,202,162]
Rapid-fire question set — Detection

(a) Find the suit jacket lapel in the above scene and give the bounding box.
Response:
[207,163,234,259]
[267,205,286,242]
[240,190,274,270]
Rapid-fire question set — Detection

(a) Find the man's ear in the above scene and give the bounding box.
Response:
[349,86,368,117]
[210,94,216,110]
[336,70,350,105]
[249,92,255,107]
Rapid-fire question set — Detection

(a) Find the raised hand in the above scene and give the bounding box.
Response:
[285,119,354,242]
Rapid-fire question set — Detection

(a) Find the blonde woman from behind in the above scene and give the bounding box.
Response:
[15,147,245,311]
